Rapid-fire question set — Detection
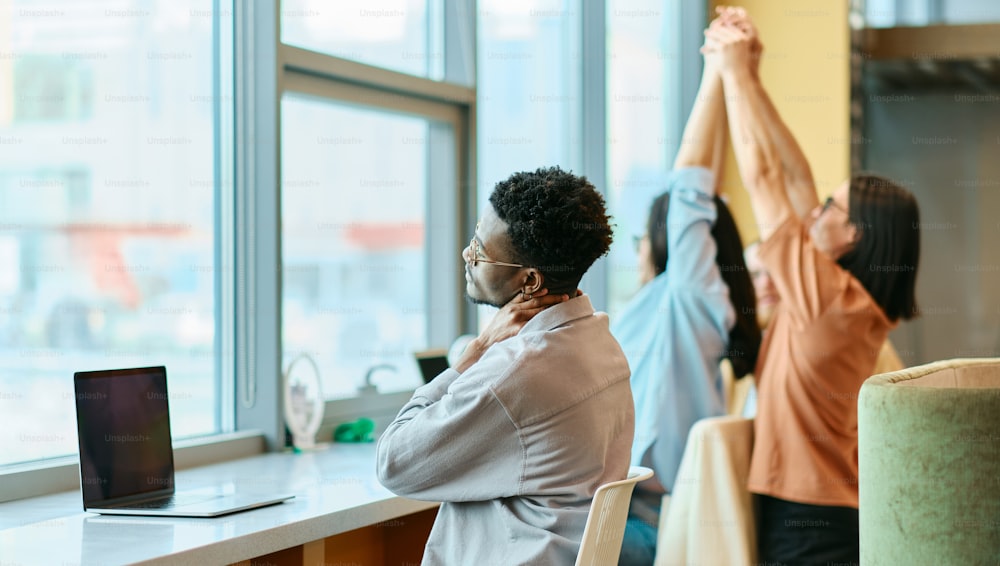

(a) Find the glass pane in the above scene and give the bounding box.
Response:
[281,0,444,80]
[941,1,1000,24]
[864,0,899,28]
[282,94,438,399]
[0,0,230,466]
[476,1,582,326]
[606,0,671,317]
[865,0,1000,27]
[477,0,581,187]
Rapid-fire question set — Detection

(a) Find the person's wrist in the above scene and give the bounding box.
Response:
[750,52,762,78]
[702,62,722,82]
[468,336,489,355]
[701,68,724,88]
[453,337,488,373]
[721,64,755,83]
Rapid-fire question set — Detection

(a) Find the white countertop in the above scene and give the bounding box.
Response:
[0,443,438,566]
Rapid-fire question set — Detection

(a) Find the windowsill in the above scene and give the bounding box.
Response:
[0,430,266,504]
[319,389,415,441]
[0,443,438,565]
[1,388,417,506]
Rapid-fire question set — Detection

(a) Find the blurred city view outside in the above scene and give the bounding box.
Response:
[281,94,431,400]
[475,0,675,318]
[474,0,582,332]
[281,0,443,81]
[281,0,678,400]
[1,0,446,466]
[606,0,672,317]
[1,0,677,466]
[280,0,439,399]
[0,0,225,466]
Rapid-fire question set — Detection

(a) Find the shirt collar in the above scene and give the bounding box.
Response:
[518,293,596,335]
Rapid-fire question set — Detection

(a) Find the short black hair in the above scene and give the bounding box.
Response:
[837,173,921,322]
[489,166,613,291]
[646,192,761,378]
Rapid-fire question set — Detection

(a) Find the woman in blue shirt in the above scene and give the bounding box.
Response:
[614,31,761,566]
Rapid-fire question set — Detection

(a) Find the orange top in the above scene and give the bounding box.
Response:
[748,216,894,508]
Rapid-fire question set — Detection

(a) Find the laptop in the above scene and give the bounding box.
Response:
[73,366,294,517]
[414,349,450,383]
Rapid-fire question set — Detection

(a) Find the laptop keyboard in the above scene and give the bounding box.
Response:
[124,493,220,509]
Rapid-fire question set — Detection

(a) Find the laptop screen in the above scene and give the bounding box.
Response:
[414,349,450,383]
[74,366,174,506]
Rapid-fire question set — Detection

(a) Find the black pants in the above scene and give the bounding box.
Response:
[756,494,860,566]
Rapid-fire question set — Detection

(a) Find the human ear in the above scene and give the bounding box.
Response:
[521,269,544,296]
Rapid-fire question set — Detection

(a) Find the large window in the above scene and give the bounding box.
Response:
[281,93,458,398]
[474,0,583,325]
[477,0,582,190]
[277,2,471,405]
[475,0,695,317]
[603,2,702,317]
[605,0,673,315]
[0,0,699,486]
[0,1,233,467]
[281,0,445,80]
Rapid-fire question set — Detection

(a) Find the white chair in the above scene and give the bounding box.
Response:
[576,465,654,566]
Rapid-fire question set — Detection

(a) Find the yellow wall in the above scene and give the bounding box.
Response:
[709,0,850,242]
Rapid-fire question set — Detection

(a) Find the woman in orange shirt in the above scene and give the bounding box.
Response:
[705,8,921,565]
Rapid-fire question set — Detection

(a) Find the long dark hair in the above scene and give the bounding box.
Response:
[646,193,761,378]
[836,173,920,322]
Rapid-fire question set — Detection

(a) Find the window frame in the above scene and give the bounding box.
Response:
[276,64,473,425]
[0,0,709,501]
[0,0,477,497]
[0,0,241,500]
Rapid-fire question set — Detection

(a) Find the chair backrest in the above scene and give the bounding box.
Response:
[575,465,654,566]
[656,416,756,566]
[859,357,1000,565]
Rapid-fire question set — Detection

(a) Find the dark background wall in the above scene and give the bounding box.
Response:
[864,85,1000,364]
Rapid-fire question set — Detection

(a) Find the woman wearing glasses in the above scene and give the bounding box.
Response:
[612,19,761,565]
[706,8,921,564]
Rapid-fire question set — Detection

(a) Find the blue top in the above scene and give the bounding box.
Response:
[611,166,735,492]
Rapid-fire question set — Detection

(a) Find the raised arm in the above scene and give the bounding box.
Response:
[705,24,796,241]
[714,8,820,218]
[673,42,727,189]
[661,29,733,286]
[749,82,818,219]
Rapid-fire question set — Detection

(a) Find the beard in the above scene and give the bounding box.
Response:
[465,288,521,310]
[466,294,501,308]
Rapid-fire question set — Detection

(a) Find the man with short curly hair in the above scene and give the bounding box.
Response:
[377,166,635,565]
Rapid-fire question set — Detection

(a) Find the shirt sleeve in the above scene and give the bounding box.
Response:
[662,167,723,292]
[757,215,852,326]
[375,366,524,502]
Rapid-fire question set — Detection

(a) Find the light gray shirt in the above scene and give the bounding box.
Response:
[377,295,635,565]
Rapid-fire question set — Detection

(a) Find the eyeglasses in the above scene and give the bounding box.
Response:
[469,236,524,268]
[821,196,848,215]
